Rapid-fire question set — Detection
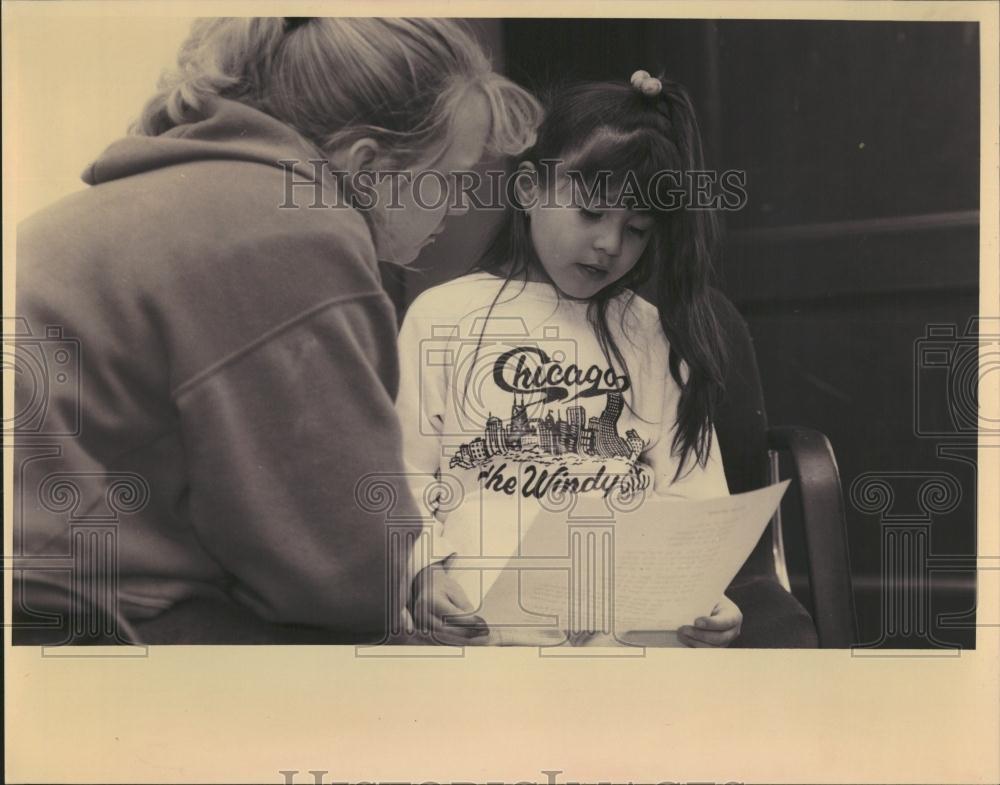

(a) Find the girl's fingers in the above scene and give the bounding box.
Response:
[692,613,735,631]
[677,625,739,647]
[677,630,714,648]
[691,614,741,633]
[692,599,743,631]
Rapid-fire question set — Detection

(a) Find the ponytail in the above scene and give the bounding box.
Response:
[133,18,286,136]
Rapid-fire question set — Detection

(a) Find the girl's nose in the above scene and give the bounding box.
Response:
[593,225,623,257]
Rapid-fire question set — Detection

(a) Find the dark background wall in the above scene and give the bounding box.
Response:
[394,19,981,648]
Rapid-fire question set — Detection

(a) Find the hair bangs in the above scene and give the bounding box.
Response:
[563,126,682,210]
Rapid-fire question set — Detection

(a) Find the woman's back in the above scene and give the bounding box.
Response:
[13,16,542,643]
[15,96,402,636]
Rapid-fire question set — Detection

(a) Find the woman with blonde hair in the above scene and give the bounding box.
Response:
[14,18,541,643]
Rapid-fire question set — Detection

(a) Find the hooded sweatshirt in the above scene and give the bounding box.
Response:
[14,97,416,637]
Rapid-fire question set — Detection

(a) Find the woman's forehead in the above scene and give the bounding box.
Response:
[442,91,492,170]
[411,91,491,173]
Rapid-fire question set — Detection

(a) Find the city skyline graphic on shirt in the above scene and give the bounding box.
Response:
[449,389,646,471]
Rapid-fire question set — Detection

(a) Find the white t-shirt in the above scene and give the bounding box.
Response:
[396,273,729,587]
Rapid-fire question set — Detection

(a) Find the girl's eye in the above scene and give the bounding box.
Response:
[578,207,603,221]
[628,225,651,238]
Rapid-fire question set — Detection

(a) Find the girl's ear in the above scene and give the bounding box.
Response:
[513,160,540,212]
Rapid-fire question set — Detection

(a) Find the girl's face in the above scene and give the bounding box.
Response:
[526,176,655,299]
[371,91,492,265]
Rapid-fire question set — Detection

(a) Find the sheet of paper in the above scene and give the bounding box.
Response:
[476,481,790,637]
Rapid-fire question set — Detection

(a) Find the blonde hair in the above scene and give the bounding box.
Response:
[134,17,541,164]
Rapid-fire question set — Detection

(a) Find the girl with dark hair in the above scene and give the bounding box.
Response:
[397,71,741,647]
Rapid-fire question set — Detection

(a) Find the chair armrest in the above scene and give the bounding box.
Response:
[768,426,858,647]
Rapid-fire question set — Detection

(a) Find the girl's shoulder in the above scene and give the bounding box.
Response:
[405,272,507,317]
[612,289,666,336]
[405,272,571,327]
[609,290,673,373]
[613,288,658,318]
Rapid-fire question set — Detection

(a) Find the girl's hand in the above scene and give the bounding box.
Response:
[677,595,743,647]
[410,558,490,645]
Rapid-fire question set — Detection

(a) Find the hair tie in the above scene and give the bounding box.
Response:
[284,17,313,33]
[630,69,662,97]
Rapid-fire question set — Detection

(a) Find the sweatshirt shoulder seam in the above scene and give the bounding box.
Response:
[171,290,388,399]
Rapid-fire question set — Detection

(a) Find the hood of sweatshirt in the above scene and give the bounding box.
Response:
[82,96,328,187]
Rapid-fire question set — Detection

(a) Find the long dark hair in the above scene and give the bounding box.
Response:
[477,77,728,481]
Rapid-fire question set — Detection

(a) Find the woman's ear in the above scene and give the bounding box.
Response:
[329,138,381,175]
[512,161,540,212]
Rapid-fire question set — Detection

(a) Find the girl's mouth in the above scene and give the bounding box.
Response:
[576,263,607,279]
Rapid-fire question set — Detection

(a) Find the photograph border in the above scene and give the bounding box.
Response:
[4,2,998,783]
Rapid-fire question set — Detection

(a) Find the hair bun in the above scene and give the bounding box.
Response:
[630,69,662,97]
